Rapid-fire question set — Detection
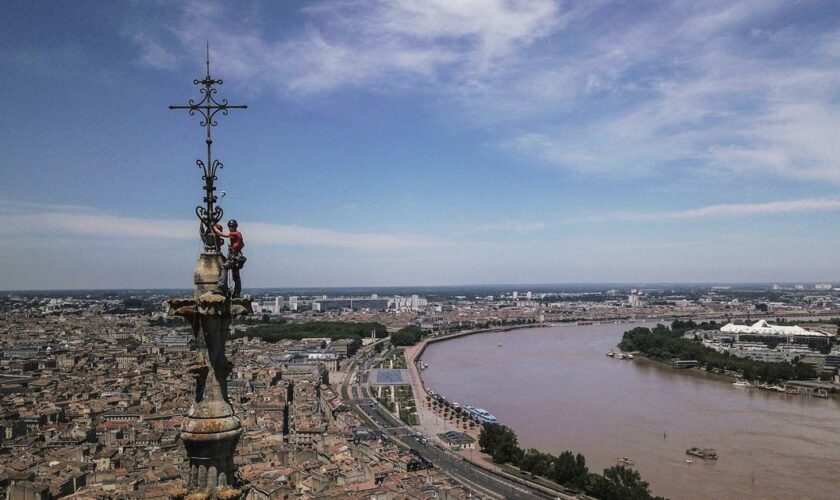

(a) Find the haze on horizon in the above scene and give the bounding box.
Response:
[3,1,840,290]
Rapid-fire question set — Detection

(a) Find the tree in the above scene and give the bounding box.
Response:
[478,423,521,464]
[479,424,656,497]
[620,324,814,382]
[742,364,755,381]
[520,449,554,478]
[551,451,588,488]
[586,466,656,500]
[236,321,387,342]
[390,326,423,346]
[794,362,816,379]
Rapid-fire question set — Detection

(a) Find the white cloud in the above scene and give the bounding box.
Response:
[135,1,840,184]
[0,199,94,215]
[246,222,447,251]
[133,33,178,70]
[0,206,447,251]
[573,198,840,223]
[468,221,547,234]
[136,0,563,94]
[498,4,840,182]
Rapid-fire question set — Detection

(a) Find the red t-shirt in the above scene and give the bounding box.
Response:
[228,231,244,252]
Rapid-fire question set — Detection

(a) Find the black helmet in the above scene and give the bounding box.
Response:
[227,219,238,229]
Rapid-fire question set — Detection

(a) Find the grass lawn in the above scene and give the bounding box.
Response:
[374,383,419,426]
[375,349,408,369]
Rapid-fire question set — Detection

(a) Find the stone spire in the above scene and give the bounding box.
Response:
[166,46,252,500]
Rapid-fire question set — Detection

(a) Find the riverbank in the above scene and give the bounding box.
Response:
[417,323,550,355]
[418,322,840,500]
[405,323,550,412]
[621,345,838,398]
[403,324,585,499]
[630,352,738,383]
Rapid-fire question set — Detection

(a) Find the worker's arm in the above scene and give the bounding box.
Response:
[212,224,230,238]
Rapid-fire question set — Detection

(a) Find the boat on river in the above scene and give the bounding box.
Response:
[463,405,497,424]
[759,383,783,391]
[733,380,754,388]
[686,447,718,460]
[606,351,616,357]
[617,456,634,466]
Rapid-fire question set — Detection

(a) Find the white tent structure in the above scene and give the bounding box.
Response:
[720,320,830,337]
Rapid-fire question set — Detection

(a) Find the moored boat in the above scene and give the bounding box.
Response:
[463,405,497,424]
[686,447,718,460]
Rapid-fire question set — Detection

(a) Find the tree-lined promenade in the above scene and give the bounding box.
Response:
[401,322,666,499]
[233,320,387,342]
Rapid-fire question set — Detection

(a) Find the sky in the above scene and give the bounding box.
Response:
[3,0,840,289]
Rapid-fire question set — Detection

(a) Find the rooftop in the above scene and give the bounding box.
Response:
[721,320,831,337]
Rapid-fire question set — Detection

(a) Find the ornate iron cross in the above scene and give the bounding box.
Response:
[169,44,247,251]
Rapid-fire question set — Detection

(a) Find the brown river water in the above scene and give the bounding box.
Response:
[419,323,840,500]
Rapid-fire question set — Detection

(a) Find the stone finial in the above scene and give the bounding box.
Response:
[230,304,249,316]
[167,298,197,317]
[230,297,253,317]
[198,291,228,315]
[217,488,243,500]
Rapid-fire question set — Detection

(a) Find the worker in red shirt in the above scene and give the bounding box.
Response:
[213,219,246,297]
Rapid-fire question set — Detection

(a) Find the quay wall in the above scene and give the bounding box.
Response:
[404,324,552,418]
[410,323,549,363]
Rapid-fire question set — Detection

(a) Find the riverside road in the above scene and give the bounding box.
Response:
[345,352,551,500]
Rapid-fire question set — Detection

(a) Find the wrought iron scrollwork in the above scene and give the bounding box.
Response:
[169,44,247,251]
[176,86,241,128]
[196,159,224,183]
[196,205,225,251]
[195,206,224,226]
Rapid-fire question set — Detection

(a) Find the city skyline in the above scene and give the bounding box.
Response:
[5,1,840,288]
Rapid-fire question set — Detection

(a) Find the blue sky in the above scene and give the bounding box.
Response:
[3,0,840,289]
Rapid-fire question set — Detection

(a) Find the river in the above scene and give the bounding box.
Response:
[419,323,840,500]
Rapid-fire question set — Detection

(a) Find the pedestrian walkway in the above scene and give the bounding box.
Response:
[404,339,481,442]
